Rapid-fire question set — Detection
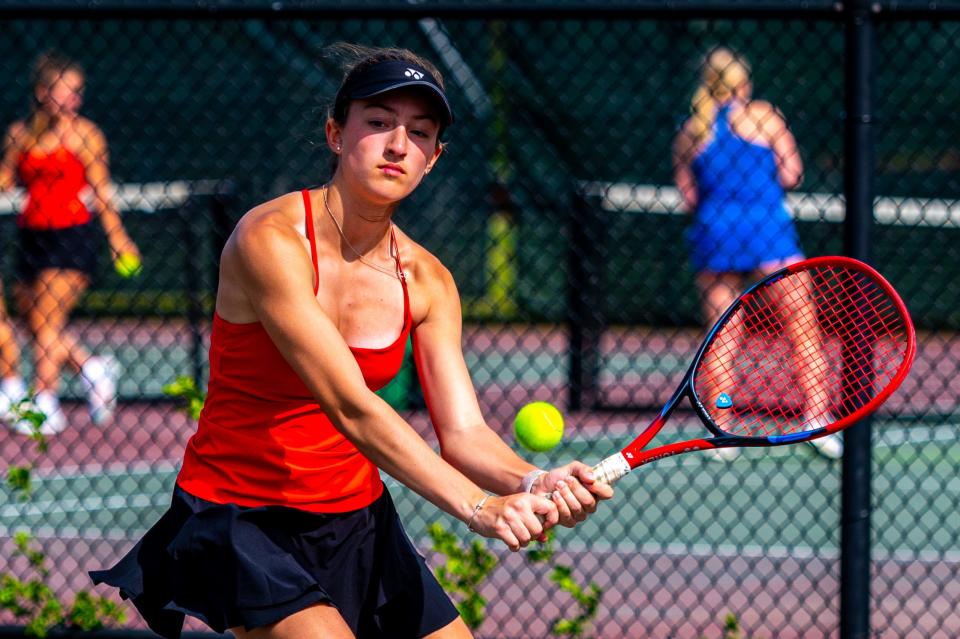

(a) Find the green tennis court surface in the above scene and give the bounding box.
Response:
[4,420,957,557]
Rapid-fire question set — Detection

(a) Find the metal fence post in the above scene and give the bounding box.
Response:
[841,1,876,637]
[567,186,601,411]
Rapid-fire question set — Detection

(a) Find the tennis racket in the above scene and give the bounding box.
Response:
[586,256,916,485]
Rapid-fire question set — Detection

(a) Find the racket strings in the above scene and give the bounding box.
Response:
[694,265,911,438]
[819,272,907,403]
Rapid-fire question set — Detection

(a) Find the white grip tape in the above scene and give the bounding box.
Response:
[592,453,632,485]
[542,452,631,502]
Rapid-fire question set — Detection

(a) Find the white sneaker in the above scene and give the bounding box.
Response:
[13,390,66,436]
[809,433,844,460]
[704,446,741,462]
[802,414,844,460]
[82,355,118,426]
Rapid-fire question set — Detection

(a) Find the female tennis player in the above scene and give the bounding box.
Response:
[92,44,613,639]
[0,51,137,434]
[672,46,842,460]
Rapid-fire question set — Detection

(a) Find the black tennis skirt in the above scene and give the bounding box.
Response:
[90,486,459,638]
[17,221,102,282]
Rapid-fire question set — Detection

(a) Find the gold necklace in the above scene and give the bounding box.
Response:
[322,185,399,279]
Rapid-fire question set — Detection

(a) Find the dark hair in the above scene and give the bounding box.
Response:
[326,43,447,129]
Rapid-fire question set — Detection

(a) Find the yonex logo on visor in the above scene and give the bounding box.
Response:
[336,59,455,128]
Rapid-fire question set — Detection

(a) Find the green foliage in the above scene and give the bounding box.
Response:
[429,521,604,638]
[525,530,603,638]
[162,375,207,420]
[524,537,555,563]
[428,522,498,629]
[547,566,602,637]
[724,613,742,639]
[0,571,63,638]
[6,466,33,499]
[2,402,127,636]
[0,533,126,637]
[5,393,48,503]
[9,395,50,454]
[66,591,127,632]
[14,532,48,574]
[699,612,765,639]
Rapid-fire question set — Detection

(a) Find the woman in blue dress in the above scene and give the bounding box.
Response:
[672,46,841,460]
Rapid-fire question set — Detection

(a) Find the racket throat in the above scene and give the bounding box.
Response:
[593,453,632,485]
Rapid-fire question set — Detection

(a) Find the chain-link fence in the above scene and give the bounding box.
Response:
[0,2,958,638]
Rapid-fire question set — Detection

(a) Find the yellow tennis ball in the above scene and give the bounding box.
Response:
[114,252,142,278]
[514,401,564,452]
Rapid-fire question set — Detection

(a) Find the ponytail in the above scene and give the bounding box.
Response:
[688,47,750,144]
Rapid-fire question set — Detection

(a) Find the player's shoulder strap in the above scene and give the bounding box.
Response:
[301,189,320,295]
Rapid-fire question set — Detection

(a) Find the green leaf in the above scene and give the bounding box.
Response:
[13,531,31,549]
[522,548,604,638]
[2,399,129,637]
[6,466,33,498]
[162,376,206,420]
[428,522,497,630]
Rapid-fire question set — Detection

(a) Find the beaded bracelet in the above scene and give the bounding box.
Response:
[467,495,490,532]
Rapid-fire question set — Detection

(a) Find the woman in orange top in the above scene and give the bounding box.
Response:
[93,44,613,639]
[0,51,140,434]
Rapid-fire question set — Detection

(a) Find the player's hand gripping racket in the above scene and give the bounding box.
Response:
[587,256,916,486]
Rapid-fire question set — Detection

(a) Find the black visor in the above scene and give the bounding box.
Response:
[337,59,454,128]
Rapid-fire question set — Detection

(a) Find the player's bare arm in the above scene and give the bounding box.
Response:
[750,101,803,189]
[223,210,558,549]
[407,238,612,524]
[0,123,24,190]
[673,121,699,212]
[75,119,139,258]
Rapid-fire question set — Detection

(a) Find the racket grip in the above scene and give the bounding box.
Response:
[542,453,631,500]
[591,452,632,486]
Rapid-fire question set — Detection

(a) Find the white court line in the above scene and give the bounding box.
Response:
[0,524,144,541]
[0,180,222,215]
[4,426,955,556]
[581,181,960,228]
[0,492,168,521]
[876,423,960,447]
[554,538,960,566]
[4,469,833,521]
[7,478,958,567]
[20,459,181,482]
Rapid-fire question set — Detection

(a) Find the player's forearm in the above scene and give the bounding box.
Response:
[331,396,487,523]
[440,424,539,495]
[97,202,125,235]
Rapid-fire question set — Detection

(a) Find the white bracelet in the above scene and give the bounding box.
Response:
[521,469,547,493]
[467,495,490,532]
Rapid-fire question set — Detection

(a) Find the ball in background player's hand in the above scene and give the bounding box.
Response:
[514,401,564,452]
[114,252,142,278]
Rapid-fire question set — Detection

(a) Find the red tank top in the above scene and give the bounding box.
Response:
[177,189,412,512]
[16,146,92,229]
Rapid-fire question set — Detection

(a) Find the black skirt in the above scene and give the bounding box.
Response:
[17,221,102,282]
[90,486,459,638]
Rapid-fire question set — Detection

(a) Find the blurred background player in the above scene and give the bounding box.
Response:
[0,51,140,434]
[672,46,842,460]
